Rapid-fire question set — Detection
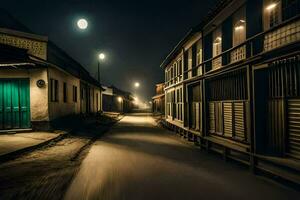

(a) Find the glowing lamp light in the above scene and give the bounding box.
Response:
[235,25,245,31]
[99,53,105,60]
[134,82,140,88]
[266,3,277,11]
[118,97,123,103]
[77,19,88,30]
[214,37,222,45]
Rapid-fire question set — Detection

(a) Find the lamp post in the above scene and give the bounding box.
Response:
[98,53,105,83]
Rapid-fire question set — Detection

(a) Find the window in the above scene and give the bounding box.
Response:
[187,48,193,78]
[196,40,203,66]
[166,91,173,117]
[170,67,174,84]
[73,86,78,102]
[63,82,67,103]
[231,6,247,63]
[264,0,282,30]
[178,59,183,76]
[213,28,222,57]
[212,28,222,69]
[81,88,85,100]
[233,7,246,46]
[50,79,59,102]
[196,40,203,75]
[188,48,193,69]
[174,88,183,121]
[174,63,178,82]
[96,93,99,111]
[282,0,300,21]
[165,71,168,83]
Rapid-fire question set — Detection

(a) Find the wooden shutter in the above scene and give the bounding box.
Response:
[209,102,215,133]
[234,102,246,140]
[224,102,233,137]
[287,99,300,158]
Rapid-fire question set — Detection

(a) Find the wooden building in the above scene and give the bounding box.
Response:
[0,12,103,130]
[102,86,134,113]
[161,0,300,185]
[152,83,165,114]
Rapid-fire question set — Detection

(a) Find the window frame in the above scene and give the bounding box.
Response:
[63,82,67,103]
[50,79,59,102]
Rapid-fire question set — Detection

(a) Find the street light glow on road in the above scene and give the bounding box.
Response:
[77,18,88,30]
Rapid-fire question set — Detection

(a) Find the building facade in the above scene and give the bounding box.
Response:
[102,86,134,113]
[0,14,103,130]
[152,83,165,114]
[161,0,300,185]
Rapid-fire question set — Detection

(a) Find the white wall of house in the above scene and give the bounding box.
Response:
[48,66,81,120]
[91,86,102,113]
[0,68,49,122]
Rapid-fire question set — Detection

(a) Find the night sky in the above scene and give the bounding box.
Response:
[1,0,218,101]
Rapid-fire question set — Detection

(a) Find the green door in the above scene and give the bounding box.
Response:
[0,79,30,129]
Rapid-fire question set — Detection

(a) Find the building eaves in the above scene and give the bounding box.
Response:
[160,0,233,69]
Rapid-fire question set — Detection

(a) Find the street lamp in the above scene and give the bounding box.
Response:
[118,96,123,103]
[117,96,123,112]
[134,82,140,88]
[77,19,88,30]
[97,53,105,83]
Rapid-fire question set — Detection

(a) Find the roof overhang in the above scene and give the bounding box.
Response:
[152,93,165,100]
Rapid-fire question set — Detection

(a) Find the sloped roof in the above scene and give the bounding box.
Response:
[160,0,233,69]
[0,9,102,89]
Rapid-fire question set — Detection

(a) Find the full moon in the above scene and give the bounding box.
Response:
[77,19,88,30]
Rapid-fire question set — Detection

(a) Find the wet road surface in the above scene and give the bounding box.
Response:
[64,113,299,200]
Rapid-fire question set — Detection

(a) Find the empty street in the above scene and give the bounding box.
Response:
[0,113,299,199]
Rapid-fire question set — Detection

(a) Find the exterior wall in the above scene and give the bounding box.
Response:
[48,67,80,120]
[0,68,49,122]
[161,0,300,185]
[90,85,102,113]
[152,83,165,114]
[102,86,133,113]
[102,94,132,113]
[153,96,165,114]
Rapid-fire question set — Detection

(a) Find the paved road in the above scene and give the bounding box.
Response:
[64,113,299,200]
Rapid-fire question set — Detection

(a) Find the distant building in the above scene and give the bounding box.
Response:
[102,86,134,113]
[0,11,103,130]
[160,0,300,185]
[152,83,165,114]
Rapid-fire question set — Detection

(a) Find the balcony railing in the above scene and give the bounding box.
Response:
[179,15,300,82]
[165,74,183,87]
[264,19,300,51]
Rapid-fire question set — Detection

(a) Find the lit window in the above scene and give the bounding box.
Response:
[196,40,203,66]
[233,20,246,46]
[264,0,281,30]
[213,37,222,57]
[213,27,222,57]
